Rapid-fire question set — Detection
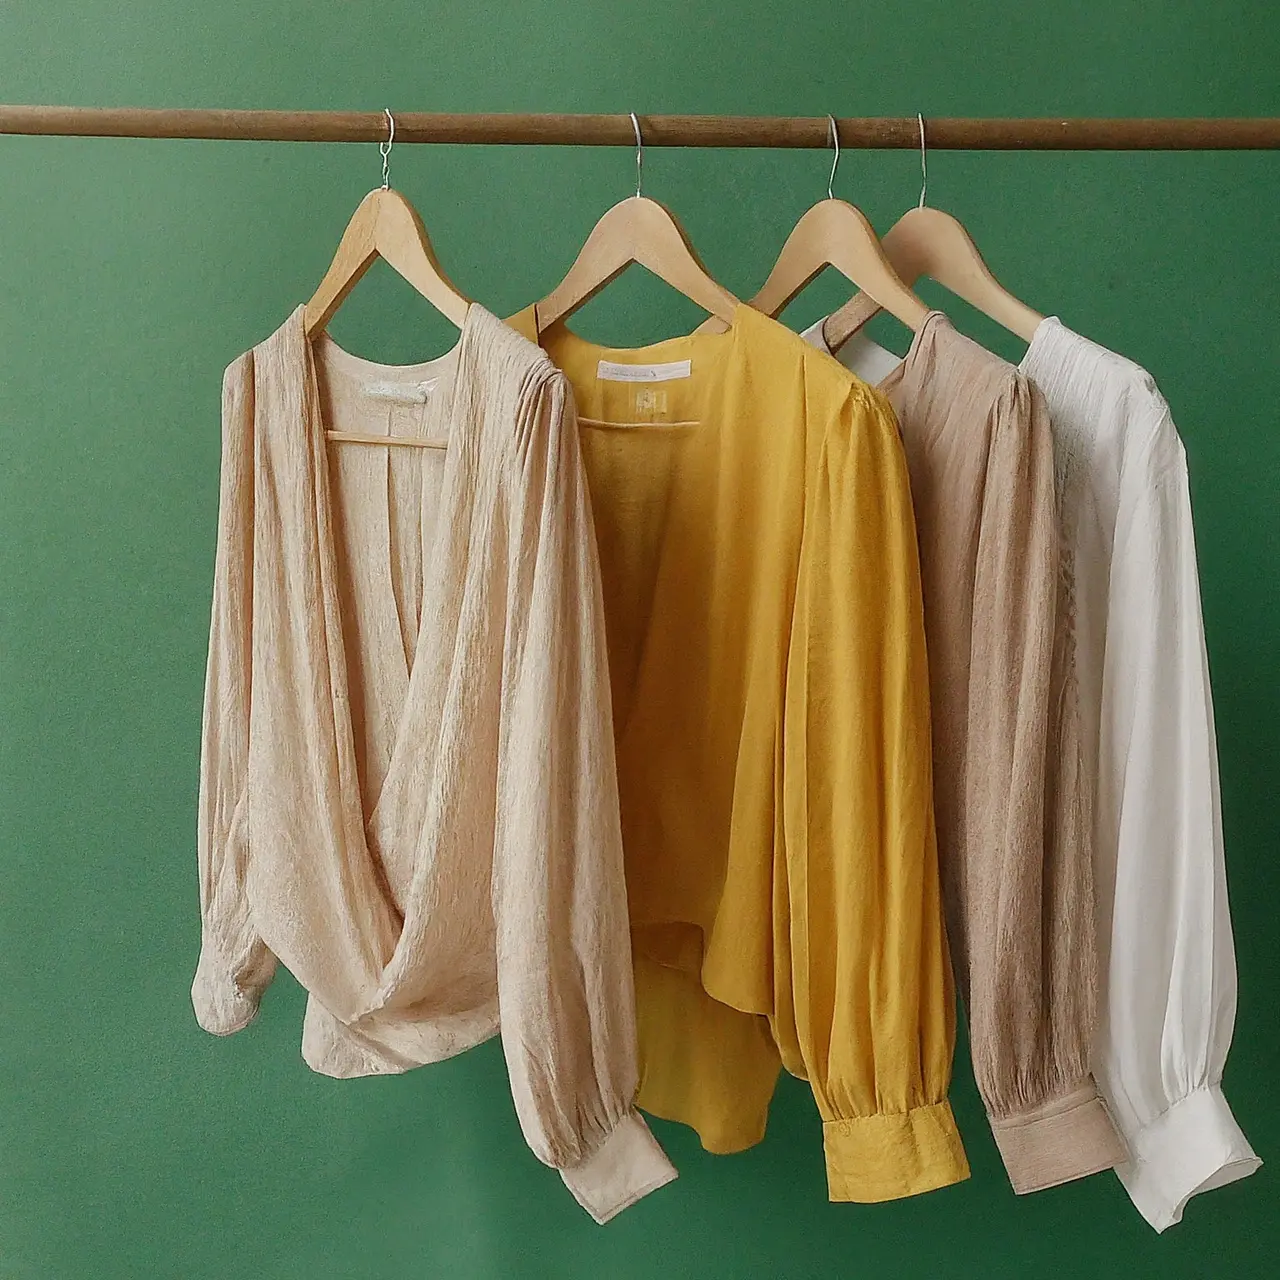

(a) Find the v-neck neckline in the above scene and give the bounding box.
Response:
[296,302,476,837]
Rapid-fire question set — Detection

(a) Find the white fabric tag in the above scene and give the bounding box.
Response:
[596,359,692,383]
[362,378,439,404]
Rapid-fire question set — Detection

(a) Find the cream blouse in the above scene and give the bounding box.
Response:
[190,303,675,1224]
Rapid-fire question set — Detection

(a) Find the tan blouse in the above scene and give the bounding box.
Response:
[190,303,675,1223]
[808,313,1127,1192]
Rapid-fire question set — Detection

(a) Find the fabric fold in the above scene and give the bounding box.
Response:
[192,304,671,1222]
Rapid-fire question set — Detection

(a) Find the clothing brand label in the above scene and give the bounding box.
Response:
[363,379,439,403]
[596,359,692,383]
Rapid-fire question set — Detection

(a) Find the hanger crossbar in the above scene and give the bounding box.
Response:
[1,107,1279,149]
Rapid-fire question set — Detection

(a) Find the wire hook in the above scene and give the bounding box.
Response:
[827,115,840,199]
[380,108,395,190]
[630,112,644,198]
[917,112,928,208]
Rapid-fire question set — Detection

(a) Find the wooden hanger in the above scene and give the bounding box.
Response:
[535,194,739,330]
[698,197,931,335]
[822,205,1044,349]
[695,119,928,336]
[822,116,1042,351]
[533,115,738,331]
[304,186,471,337]
[304,112,470,449]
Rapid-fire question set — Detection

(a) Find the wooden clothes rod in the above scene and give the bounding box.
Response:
[2,107,1279,149]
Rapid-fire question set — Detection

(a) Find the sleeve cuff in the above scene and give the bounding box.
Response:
[823,1100,970,1202]
[1114,1084,1262,1232]
[191,943,262,1036]
[558,1109,678,1224]
[989,1077,1127,1193]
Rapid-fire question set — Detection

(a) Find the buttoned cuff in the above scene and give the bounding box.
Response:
[1115,1084,1261,1232]
[823,1100,970,1202]
[559,1109,678,1224]
[989,1077,1127,1194]
[191,943,262,1036]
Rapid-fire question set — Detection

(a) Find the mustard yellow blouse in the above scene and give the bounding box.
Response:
[509,304,969,1201]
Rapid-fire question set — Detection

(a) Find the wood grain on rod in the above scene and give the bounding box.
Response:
[1,106,1279,149]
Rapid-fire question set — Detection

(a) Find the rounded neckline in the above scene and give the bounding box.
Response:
[528,302,750,436]
[534,301,747,376]
[307,301,472,383]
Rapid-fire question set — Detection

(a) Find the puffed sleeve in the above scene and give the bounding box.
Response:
[191,352,278,1034]
[965,379,1125,1192]
[771,384,970,1202]
[1095,429,1260,1231]
[492,369,677,1224]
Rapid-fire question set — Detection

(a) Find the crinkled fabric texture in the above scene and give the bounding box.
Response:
[192,303,674,1222]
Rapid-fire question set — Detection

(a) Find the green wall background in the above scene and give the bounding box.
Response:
[1,3,1276,1277]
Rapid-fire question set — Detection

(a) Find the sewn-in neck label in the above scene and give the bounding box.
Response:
[596,359,692,383]
[362,378,439,404]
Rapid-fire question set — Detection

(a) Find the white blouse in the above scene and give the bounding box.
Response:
[806,315,1260,1229]
[1020,318,1259,1230]
[191,303,675,1223]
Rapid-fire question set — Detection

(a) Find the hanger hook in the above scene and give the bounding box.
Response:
[380,108,395,190]
[917,112,928,208]
[630,112,644,199]
[827,115,840,200]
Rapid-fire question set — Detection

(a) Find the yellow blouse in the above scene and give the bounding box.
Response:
[508,303,969,1201]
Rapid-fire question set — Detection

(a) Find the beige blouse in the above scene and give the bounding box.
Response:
[191,303,675,1223]
[807,313,1127,1192]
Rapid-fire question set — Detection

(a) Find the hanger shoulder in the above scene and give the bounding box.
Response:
[748,199,930,333]
[304,190,381,336]
[304,188,470,338]
[886,207,1043,342]
[630,198,740,324]
[535,199,634,330]
[535,196,738,331]
[372,189,471,328]
[824,205,1042,350]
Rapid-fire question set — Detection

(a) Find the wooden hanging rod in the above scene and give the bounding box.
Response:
[1,107,1279,150]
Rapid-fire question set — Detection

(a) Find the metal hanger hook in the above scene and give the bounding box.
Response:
[630,112,644,198]
[827,115,840,199]
[380,108,395,190]
[917,112,928,208]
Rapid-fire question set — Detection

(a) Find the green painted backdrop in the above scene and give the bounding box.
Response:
[1,3,1276,1277]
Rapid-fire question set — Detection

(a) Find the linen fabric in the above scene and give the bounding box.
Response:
[508,303,970,1202]
[804,315,1125,1193]
[192,303,675,1223]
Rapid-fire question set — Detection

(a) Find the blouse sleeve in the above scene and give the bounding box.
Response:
[772,385,970,1202]
[1096,431,1260,1231]
[965,379,1125,1192]
[492,370,677,1225]
[191,353,277,1034]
